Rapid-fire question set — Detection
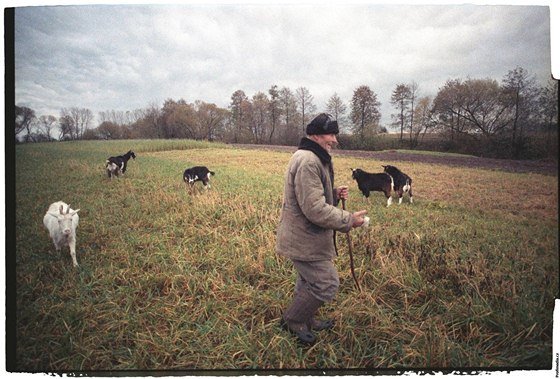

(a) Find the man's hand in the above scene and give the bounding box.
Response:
[351,210,368,228]
[337,185,349,200]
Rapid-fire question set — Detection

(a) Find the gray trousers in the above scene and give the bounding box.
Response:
[291,259,340,303]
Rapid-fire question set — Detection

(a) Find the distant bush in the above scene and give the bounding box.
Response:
[337,132,558,160]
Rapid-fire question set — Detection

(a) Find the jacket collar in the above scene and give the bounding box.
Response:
[298,137,332,165]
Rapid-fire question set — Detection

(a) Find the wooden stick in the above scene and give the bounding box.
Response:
[342,198,361,292]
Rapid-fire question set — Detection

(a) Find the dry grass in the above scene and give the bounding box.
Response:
[11,139,558,373]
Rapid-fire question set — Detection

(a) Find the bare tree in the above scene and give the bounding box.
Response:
[279,87,298,144]
[60,107,93,139]
[432,78,469,140]
[408,81,419,145]
[268,85,281,144]
[145,102,164,138]
[195,101,227,141]
[58,114,74,140]
[98,109,131,127]
[412,96,434,146]
[350,85,381,139]
[433,78,511,149]
[229,90,249,143]
[390,84,412,142]
[124,109,145,126]
[37,115,57,140]
[97,121,122,140]
[74,107,93,139]
[15,105,36,142]
[537,79,558,156]
[295,87,316,135]
[501,66,539,157]
[460,78,512,138]
[249,92,270,144]
[325,93,347,131]
[161,98,196,139]
[122,109,150,139]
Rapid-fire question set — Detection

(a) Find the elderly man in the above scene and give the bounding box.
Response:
[276,113,367,345]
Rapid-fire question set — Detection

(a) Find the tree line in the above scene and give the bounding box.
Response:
[15,66,558,159]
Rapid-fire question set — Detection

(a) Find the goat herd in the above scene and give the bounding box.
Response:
[42,149,413,268]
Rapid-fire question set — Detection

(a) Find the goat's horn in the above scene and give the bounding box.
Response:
[59,205,64,214]
[66,205,71,214]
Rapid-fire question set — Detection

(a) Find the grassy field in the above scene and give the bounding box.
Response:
[10,139,558,373]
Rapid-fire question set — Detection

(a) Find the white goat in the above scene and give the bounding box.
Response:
[43,201,81,267]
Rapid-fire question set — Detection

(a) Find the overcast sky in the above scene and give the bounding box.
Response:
[11,1,557,128]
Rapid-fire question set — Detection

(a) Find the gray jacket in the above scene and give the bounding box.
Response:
[276,148,353,261]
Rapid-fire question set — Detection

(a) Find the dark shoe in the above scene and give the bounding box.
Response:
[309,318,335,331]
[281,290,324,345]
[280,318,316,345]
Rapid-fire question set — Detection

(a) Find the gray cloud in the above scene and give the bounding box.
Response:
[13,3,554,127]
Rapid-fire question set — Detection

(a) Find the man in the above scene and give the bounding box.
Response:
[276,113,367,345]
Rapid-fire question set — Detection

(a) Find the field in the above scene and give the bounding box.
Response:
[10,139,558,373]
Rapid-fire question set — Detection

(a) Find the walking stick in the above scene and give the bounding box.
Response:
[342,198,362,292]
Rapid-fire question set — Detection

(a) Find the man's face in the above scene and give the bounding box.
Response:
[312,133,338,153]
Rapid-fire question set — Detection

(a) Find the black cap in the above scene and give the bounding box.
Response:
[306,113,339,135]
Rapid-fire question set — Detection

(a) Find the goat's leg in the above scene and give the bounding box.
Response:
[362,190,369,203]
[69,238,79,267]
[51,233,62,251]
[382,188,392,207]
[202,179,210,190]
[386,192,393,207]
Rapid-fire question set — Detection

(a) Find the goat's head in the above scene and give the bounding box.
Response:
[350,168,362,180]
[128,150,136,159]
[48,204,80,235]
[382,165,398,173]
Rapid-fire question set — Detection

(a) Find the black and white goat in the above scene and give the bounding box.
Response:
[183,166,215,190]
[106,150,136,179]
[351,168,394,207]
[383,165,413,204]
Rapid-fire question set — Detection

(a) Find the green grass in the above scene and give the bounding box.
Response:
[12,139,558,372]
